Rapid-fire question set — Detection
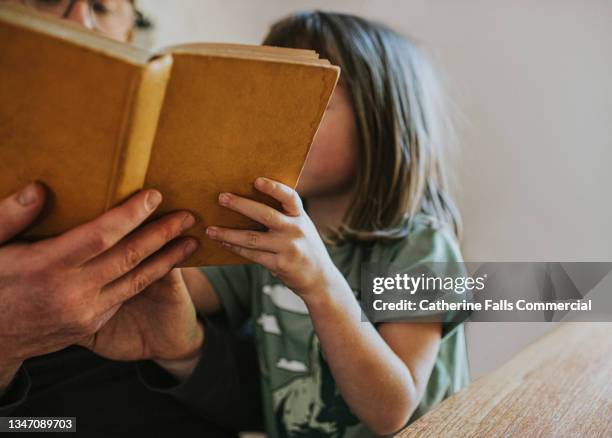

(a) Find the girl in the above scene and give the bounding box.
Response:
[183,11,469,438]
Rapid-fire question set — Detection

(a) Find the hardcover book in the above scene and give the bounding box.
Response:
[0,4,339,266]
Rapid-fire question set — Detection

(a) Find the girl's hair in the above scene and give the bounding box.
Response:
[263,11,462,242]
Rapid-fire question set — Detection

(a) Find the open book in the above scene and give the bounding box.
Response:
[0,4,339,266]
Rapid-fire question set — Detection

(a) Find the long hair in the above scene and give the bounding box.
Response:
[264,11,462,242]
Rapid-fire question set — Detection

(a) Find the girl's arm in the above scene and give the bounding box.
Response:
[303,273,442,434]
[182,268,222,314]
[206,177,443,435]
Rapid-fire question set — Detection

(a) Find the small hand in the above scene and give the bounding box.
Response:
[206,177,341,298]
[78,269,203,362]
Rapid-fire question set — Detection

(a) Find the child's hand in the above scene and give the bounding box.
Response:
[206,177,341,299]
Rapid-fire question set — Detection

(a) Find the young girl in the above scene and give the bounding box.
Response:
[183,11,468,438]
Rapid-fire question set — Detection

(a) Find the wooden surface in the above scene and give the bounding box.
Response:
[397,322,612,437]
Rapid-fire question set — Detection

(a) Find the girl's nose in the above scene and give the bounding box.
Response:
[64,1,95,30]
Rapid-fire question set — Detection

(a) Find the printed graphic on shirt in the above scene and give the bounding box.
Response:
[263,284,309,314]
[258,283,359,438]
[258,313,282,335]
[273,335,359,438]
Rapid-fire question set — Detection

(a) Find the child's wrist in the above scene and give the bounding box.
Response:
[301,267,346,310]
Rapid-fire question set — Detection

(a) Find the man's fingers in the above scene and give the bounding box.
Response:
[76,302,122,349]
[164,268,185,287]
[84,211,196,285]
[254,177,303,216]
[49,190,163,267]
[97,237,198,311]
[161,268,189,294]
[0,182,46,243]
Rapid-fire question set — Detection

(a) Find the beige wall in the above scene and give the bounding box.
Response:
[138,0,612,378]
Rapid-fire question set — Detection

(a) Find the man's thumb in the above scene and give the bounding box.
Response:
[0,182,46,244]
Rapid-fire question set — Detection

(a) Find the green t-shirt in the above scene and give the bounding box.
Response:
[202,214,470,438]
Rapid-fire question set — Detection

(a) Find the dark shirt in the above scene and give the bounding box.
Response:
[0,315,262,437]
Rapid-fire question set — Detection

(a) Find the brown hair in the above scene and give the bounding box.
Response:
[264,11,462,243]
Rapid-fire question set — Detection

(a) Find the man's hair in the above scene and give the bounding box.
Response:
[264,11,462,243]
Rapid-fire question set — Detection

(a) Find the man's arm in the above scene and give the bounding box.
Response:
[0,364,22,399]
[138,314,263,433]
[134,268,262,432]
[0,366,30,417]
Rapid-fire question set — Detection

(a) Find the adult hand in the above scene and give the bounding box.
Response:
[0,182,198,391]
[78,269,204,366]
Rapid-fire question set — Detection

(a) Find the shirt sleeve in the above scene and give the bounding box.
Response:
[365,218,471,340]
[136,314,263,432]
[0,366,31,416]
[200,264,260,329]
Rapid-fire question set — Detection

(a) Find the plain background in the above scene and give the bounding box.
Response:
[136,0,612,378]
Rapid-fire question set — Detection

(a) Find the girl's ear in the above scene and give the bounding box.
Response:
[126,28,134,43]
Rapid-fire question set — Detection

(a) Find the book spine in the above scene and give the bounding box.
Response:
[106,54,173,209]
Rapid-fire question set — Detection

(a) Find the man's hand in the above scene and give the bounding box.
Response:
[0,182,198,391]
[78,269,204,364]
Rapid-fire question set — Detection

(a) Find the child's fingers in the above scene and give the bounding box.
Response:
[254,177,303,217]
[221,242,277,271]
[218,192,289,230]
[206,226,281,253]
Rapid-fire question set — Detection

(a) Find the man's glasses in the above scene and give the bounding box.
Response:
[22,0,136,34]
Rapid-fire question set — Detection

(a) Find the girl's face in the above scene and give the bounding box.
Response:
[296,83,359,199]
